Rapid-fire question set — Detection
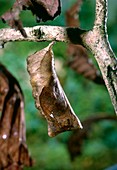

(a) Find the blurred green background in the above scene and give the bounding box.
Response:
[0,0,117,169]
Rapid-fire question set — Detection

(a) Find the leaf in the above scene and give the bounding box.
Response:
[27,42,82,137]
[0,63,33,169]
[67,114,117,161]
[67,44,104,84]
[66,1,104,84]
[65,0,83,27]
[28,0,61,22]
[1,2,27,37]
[1,0,61,37]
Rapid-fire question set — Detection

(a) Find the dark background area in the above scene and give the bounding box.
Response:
[0,0,117,169]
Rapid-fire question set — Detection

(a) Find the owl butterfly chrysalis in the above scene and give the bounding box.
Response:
[0,63,33,169]
[27,42,82,137]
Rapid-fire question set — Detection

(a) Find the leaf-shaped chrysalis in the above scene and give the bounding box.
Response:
[27,42,82,137]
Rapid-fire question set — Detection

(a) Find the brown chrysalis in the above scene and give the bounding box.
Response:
[27,42,82,137]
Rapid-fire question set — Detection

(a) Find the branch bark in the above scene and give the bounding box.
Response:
[82,0,117,114]
[0,0,117,113]
[0,26,68,44]
[0,26,84,46]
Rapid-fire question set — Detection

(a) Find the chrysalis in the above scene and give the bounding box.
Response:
[27,42,82,137]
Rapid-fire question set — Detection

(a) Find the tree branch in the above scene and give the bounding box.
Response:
[0,26,84,46]
[82,0,117,114]
[0,0,117,114]
[0,26,67,44]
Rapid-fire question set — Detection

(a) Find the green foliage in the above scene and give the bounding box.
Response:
[0,0,117,170]
[79,0,95,30]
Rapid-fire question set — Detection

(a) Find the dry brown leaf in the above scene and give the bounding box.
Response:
[67,44,104,84]
[66,1,104,84]
[1,0,61,37]
[66,0,83,27]
[27,42,82,137]
[0,63,33,169]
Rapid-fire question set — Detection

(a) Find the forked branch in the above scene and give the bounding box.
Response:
[82,0,117,114]
[0,0,117,113]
